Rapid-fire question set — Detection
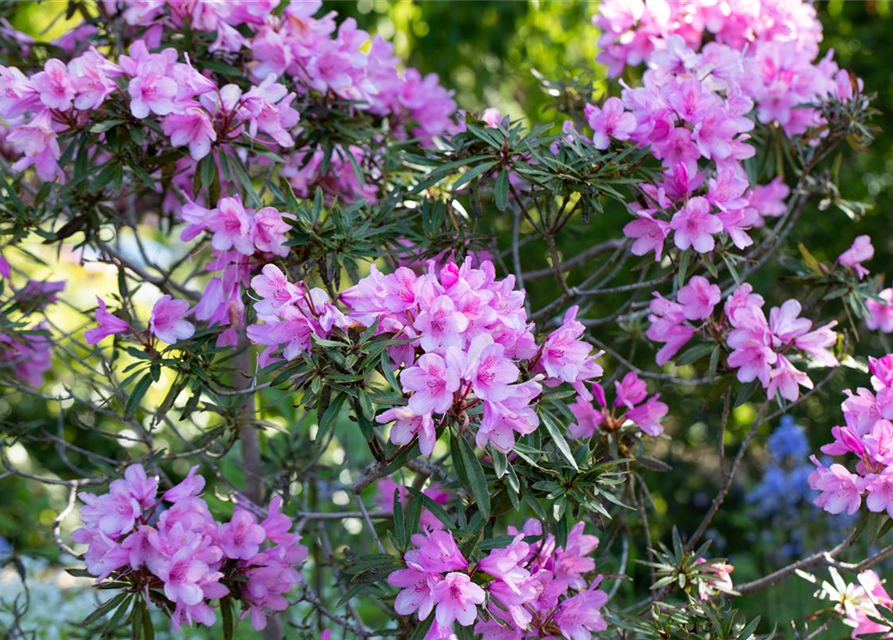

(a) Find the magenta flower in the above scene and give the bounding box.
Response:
[627,395,669,436]
[7,109,62,182]
[84,296,131,345]
[251,207,291,257]
[867,289,893,334]
[585,97,636,149]
[401,353,462,415]
[219,509,267,560]
[865,470,893,517]
[32,58,75,110]
[839,235,874,280]
[538,306,593,384]
[568,395,605,439]
[670,197,722,253]
[464,335,519,402]
[553,581,608,640]
[646,294,695,365]
[767,354,812,402]
[795,321,839,367]
[387,564,438,619]
[406,530,467,573]
[128,59,179,118]
[414,294,469,351]
[208,197,254,255]
[162,105,217,161]
[163,465,206,503]
[768,299,812,344]
[155,546,211,606]
[431,572,485,627]
[676,276,720,321]
[623,210,670,262]
[377,406,437,457]
[809,455,864,515]
[149,295,195,344]
[478,534,529,593]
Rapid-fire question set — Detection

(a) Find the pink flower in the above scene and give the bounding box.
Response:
[809,455,864,515]
[251,207,291,257]
[401,353,462,415]
[482,107,502,128]
[627,395,668,436]
[162,105,217,161]
[149,295,195,344]
[464,335,519,402]
[795,321,839,367]
[84,296,130,344]
[155,547,211,606]
[768,299,811,344]
[251,264,300,315]
[406,530,467,573]
[585,97,636,149]
[865,470,893,517]
[614,372,647,409]
[676,276,720,321]
[32,58,75,110]
[478,534,529,592]
[867,289,893,334]
[767,354,812,402]
[388,565,438,619]
[128,58,179,118]
[163,465,206,503]
[553,581,608,640]
[568,395,604,439]
[431,572,485,627]
[623,210,670,262]
[869,355,893,391]
[7,109,62,182]
[538,306,594,384]
[208,197,254,255]
[377,406,437,457]
[219,510,267,560]
[646,294,695,365]
[727,310,776,387]
[670,197,722,253]
[414,295,469,351]
[839,235,874,280]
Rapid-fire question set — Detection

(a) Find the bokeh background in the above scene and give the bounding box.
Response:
[2,1,893,637]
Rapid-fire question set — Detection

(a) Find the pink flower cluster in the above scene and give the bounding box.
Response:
[567,371,668,439]
[248,259,603,455]
[810,355,893,518]
[387,520,607,640]
[71,464,307,632]
[648,279,838,401]
[595,0,855,137]
[833,570,893,639]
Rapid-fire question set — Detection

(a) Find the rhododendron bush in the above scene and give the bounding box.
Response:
[2,1,893,639]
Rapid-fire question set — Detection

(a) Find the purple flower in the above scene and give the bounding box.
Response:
[149,295,195,344]
[84,296,130,345]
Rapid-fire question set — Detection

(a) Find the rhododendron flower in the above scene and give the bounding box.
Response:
[808,455,864,515]
[553,580,608,640]
[162,105,217,160]
[32,58,74,110]
[839,235,874,280]
[676,276,721,321]
[149,295,195,344]
[431,572,485,627]
[623,210,670,262]
[646,294,695,365]
[7,109,62,182]
[867,289,893,334]
[388,564,438,618]
[377,406,437,456]
[218,510,267,560]
[627,395,669,436]
[401,353,462,415]
[84,296,131,345]
[208,197,254,255]
[406,530,467,573]
[585,97,636,149]
[670,197,722,253]
[414,295,469,351]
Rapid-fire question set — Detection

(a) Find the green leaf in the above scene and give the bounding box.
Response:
[393,489,406,549]
[408,615,435,640]
[455,435,491,520]
[81,593,128,627]
[316,390,346,443]
[124,373,154,419]
[494,170,509,211]
[540,411,579,472]
[452,160,498,191]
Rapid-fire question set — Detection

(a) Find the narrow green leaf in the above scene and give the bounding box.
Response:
[456,435,491,520]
